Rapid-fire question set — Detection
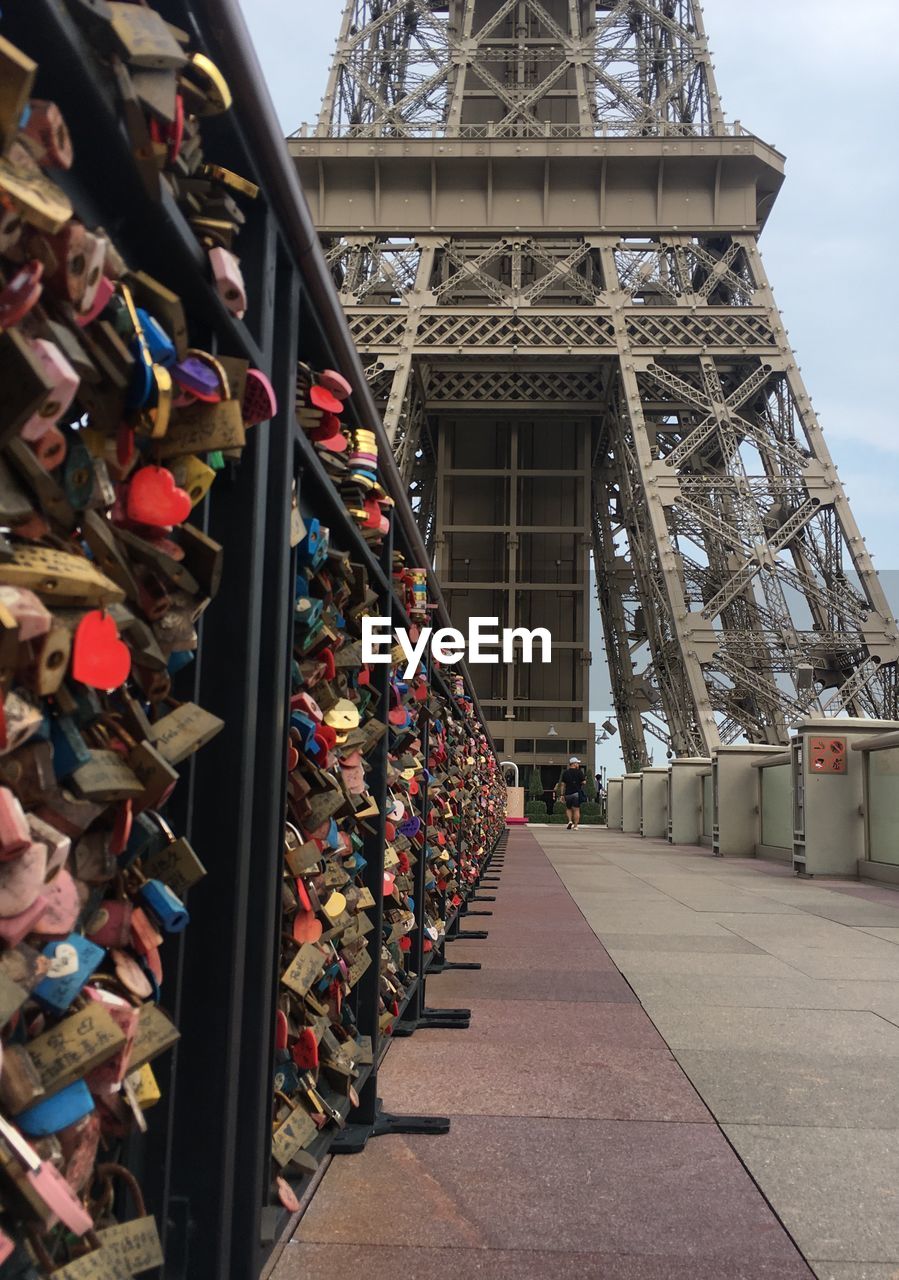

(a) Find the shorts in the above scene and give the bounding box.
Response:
[564,792,580,808]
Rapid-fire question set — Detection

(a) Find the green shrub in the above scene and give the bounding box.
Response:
[549,813,568,823]
[527,768,543,800]
[525,799,547,819]
[553,799,568,816]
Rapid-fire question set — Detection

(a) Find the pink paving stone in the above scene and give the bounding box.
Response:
[415,998,669,1052]
[295,1116,811,1270]
[444,940,619,970]
[272,1243,811,1280]
[376,1040,711,1122]
[428,964,636,1002]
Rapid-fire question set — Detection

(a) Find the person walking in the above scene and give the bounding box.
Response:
[557,756,586,830]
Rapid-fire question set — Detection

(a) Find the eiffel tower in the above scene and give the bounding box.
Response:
[291,0,899,773]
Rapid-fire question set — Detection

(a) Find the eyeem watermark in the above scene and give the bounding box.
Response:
[362,616,552,678]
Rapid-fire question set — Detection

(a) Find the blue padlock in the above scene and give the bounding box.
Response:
[297,518,328,571]
[126,338,154,411]
[122,811,167,868]
[63,439,95,509]
[274,1059,301,1095]
[33,934,105,1013]
[289,711,319,753]
[167,650,195,676]
[137,309,177,367]
[18,1080,94,1137]
[49,716,91,779]
[139,879,190,933]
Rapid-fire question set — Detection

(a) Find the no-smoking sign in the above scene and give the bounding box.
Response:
[810,736,847,774]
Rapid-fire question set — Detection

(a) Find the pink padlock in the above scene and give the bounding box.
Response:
[22,100,74,170]
[209,245,246,318]
[0,842,47,919]
[0,787,30,860]
[242,368,278,426]
[291,691,323,722]
[75,273,113,328]
[20,338,79,466]
[85,899,133,949]
[0,585,49,639]
[318,368,353,401]
[84,985,140,1088]
[0,259,43,328]
[75,228,107,316]
[32,869,81,937]
[0,894,50,946]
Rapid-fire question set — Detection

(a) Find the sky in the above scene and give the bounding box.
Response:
[239,0,899,774]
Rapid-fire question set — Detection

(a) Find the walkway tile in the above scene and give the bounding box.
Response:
[724,1124,899,1264]
[296,1115,809,1267]
[672,1049,899,1128]
[274,1243,810,1279]
[377,1042,711,1122]
[425,964,636,1002]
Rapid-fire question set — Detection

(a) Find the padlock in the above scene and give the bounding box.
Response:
[0,785,30,859]
[18,342,77,468]
[0,841,47,919]
[85,898,133,949]
[137,878,189,933]
[242,368,277,426]
[49,714,92,779]
[17,1079,95,1138]
[21,99,73,169]
[32,931,105,1012]
[0,258,43,328]
[208,246,246,317]
[0,1114,94,1234]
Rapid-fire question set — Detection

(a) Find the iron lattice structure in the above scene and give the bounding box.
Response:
[294,0,899,770]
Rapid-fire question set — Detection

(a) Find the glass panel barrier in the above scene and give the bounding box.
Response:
[761,763,792,851]
[867,748,899,866]
[702,774,713,837]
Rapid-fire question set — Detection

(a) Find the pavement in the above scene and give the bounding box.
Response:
[270,827,899,1280]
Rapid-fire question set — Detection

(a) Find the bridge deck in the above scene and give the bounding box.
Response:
[269,828,899,1280]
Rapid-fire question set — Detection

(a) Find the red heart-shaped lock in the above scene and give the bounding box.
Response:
[72,611,131,690]
[274,1009,289,1052]
[127,466,192,527]
[291,1027,319,1070]
[293,910,322,944]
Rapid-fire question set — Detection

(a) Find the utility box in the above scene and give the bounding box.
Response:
[712,745,786,857]
[668,758,711,845]
[792,717,899,876]
[641,767,669,839]
[606,777,623,830]
[622,773,642,833]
